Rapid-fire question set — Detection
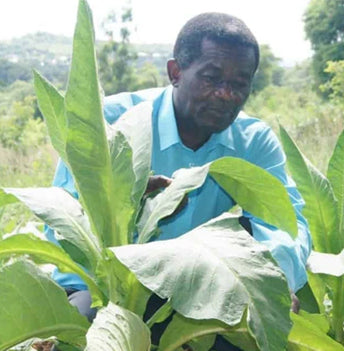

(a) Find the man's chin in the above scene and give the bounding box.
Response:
[206,118,237,133]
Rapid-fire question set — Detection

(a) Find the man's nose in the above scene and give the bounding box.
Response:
[213,82,233,101]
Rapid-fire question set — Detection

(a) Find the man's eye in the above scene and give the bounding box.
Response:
[233,81,250,89]
[202,75,217,83]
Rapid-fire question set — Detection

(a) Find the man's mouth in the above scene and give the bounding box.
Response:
[207,106,236,118]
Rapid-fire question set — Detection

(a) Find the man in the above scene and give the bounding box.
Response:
[48,12,311,350]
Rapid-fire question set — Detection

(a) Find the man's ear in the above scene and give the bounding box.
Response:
[167,59,181,87]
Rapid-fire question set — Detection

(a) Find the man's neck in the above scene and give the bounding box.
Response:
[175,118,211,151]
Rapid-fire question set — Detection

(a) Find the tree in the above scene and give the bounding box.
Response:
[320,60,344,108]
[97,8,139,95]
[251,45,284,94]
[304,0,344,88]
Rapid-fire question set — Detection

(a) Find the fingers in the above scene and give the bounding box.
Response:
[145,175,172,195]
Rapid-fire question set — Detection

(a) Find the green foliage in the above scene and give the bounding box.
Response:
[0,260,89,351]
[304,0,344,88]
[245,84,343,174]
[85,302,151,351]
[251,45,284,93]
[97,8,166,94]
[0,96,47,150]
[135,62,164,90]
[280,125,344,344]
[97,8,139,95]
[320,60,344,107]
[114,215,292,351]
[0,59,31,86]
[0,1,305,350]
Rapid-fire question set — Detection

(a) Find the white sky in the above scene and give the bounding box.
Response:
[0,0,312,64]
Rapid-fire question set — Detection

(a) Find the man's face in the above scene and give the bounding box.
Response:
[172,39,257,134]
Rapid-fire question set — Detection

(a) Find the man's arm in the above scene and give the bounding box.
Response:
[244,123,312,294]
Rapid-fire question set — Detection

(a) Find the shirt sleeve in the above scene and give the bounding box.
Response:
[244,123,312,292]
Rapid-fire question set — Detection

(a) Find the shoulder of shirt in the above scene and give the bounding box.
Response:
[103,87,166,124]
[233,111,272,136]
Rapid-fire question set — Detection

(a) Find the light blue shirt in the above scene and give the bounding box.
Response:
[47,86,311,292]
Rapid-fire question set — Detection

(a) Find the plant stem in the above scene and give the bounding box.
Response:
[332,276,344,343]
[146,301,173,328]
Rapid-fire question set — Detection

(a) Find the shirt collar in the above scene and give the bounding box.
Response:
[158,85,181,150]
[157,85,236,152]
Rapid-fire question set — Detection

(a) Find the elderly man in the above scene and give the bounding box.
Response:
[48,12,311,350]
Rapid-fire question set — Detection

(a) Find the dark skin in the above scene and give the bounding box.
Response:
[168,39,256,150]
[145,38,300,313]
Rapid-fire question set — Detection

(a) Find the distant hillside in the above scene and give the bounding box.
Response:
[0,32,73,59]
[0,32,172,88]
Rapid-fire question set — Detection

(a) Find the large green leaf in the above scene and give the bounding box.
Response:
[85,302,150,351]
[138,155,298,244]
[111,213,292,351]
[0,187,101,273]
[187,336,216,351]
[307,270,332,315]
[97,250,151,317]
[33,70,67,162]
[295,282,320,314]
[209,157,298,237]
[64,0,124,247]
[108,101,153,215]
[0,234,104,306]
[158,314,230,351]
[222,312,344,351]
[137,165,209,243]
[106,102,153,244]
[288,312,344,350]
[328,129,344,240]
[0,260,89,351]
[280,125,339,253]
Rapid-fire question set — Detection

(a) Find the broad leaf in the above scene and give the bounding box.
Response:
[138,155,298,243]
[97,250,151,317]
[85,302,150,351]
[0,260,89,350]
[137,165,209,243]
[308,250,344,276]
[159,314,230,351]
[0,234,104,306]
[288,312,344,350]
[328,129,344,239]
[307,270,331,315]
[209,157,298,237]
[295,282,320,314]
[108,101,153,220]
[0,187,101,273]
[146,301,173,329]
[187,336,216,351]
[220,312,343,351]
[106,102,153,244]
[280,125,339,253]
[64,0,124,247]
[159,312,260,351]
[33,70,67,162]
[112,213,292,351]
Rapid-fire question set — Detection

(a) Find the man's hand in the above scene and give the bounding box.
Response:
[144,175,188,217]
[145,175,172,195]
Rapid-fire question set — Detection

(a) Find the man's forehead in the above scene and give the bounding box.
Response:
[200,38,254,58]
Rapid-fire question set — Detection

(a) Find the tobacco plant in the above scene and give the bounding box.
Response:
[280,125,344,347]
[0,1,342,350]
